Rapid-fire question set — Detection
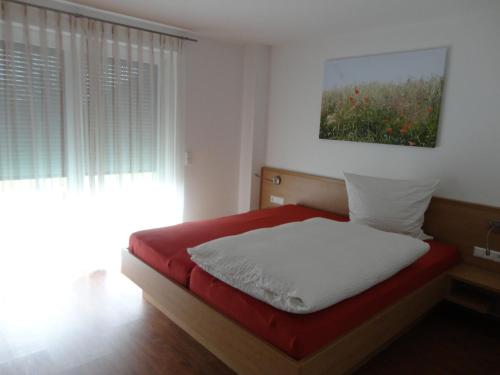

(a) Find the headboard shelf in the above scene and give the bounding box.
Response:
[259,166,500,273]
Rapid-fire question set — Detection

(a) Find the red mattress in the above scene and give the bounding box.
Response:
[129,205,347,286]
[189,240,459,360]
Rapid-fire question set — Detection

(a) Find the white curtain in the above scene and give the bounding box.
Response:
[0,0,184,285]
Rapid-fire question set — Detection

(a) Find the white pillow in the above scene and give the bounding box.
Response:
[344,172,438,239]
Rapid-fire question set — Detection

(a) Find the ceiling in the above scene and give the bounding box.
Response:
[66,0,487,45]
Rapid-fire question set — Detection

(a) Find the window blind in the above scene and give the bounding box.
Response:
[0,42,158,180]
[0,41,64,180]
[86,57,157,175]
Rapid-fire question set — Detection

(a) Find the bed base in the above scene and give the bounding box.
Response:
[122,248,450,375]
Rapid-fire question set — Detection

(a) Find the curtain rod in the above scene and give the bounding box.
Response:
[3,0,198,42]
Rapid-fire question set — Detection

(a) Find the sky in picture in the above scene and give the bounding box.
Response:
[323,48,447,91]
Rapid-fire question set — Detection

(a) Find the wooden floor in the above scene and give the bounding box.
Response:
[1,271,499,375]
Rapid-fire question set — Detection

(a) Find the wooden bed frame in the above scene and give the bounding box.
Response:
[122,166,500,374]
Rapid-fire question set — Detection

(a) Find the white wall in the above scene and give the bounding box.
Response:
[184,38,244,221]
[266,4,500,207]
[238,45,271,212]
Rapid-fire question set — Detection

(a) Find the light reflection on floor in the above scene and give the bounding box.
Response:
[0,267,145,370]
[0,189,181,371]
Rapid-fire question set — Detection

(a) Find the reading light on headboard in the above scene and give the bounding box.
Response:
[254,173,282,185]
[486,220,500,256]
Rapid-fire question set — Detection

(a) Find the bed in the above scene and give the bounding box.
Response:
[122,166,500,374]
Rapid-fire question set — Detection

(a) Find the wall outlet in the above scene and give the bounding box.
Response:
[270,195,284,205]
[473,246,500,263]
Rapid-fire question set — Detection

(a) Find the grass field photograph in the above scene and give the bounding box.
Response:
[319,48,447,148]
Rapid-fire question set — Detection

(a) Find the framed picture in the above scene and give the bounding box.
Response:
[319,47,447,147]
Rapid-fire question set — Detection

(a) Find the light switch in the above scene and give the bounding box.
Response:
[185,151,192,166]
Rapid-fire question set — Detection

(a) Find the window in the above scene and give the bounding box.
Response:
[0,42,160,180]
[0,0,184,285]
[0,42,64,180]
[86,57,158,175]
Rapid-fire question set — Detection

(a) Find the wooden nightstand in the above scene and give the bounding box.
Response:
[447,264,500,317]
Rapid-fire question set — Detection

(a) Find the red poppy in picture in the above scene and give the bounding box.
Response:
[386,128,393,135]
[349,96,356,105]
[400,127,409,135]
[355,87,360,96]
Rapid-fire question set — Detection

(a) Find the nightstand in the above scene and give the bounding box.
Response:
[446,264,500,317]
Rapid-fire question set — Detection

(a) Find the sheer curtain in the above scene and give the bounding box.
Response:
[0,0,184,285]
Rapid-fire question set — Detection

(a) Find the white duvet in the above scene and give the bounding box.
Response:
[187,218,429,314]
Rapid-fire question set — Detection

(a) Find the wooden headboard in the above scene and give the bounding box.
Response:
[260,166,500,273]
